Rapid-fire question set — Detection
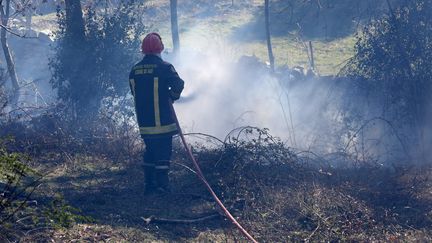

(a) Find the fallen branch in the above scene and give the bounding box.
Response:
[304,221,320,242]
[141,213,220,225]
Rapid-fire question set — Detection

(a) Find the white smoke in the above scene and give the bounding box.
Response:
[162,27,418,165]
[163,29,347,153]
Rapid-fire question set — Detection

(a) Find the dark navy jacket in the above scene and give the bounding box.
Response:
[129,55,184,138]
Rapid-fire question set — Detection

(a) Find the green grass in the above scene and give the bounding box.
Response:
[151,2,355,76]
[29,2,356,76]
[236,36,355,75]
[31,12,57,35]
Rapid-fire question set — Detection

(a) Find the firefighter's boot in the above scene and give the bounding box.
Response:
[143,166,156,195]
[155,168,170,193]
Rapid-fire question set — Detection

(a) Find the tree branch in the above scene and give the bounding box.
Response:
[0,22,36,38]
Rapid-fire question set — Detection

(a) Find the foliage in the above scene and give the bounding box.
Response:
[0,137,39,239]
[44,194,94,229]
[49,1,146,118]
[342,0,432,127]
[0,140,32,186]
[0,138,35,215]
[0,134,97,241]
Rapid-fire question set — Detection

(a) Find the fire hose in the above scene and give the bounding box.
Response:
[169,102,258,243]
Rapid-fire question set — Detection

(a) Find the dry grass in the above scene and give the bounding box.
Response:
[1,116,431,242]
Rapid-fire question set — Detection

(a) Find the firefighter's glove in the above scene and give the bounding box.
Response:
[169,90,181,101]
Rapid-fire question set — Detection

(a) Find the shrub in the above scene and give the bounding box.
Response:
[342,0,432,128]
[0,138,39,240]
[341,0,432,160]
[50,2,146,119]
[44,194,94,229]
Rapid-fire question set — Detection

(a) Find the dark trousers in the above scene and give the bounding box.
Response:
[143,136,173,188]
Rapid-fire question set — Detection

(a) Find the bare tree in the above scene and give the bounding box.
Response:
[0,0,19,91]
[265,0,274,72]
[170,0,180,54]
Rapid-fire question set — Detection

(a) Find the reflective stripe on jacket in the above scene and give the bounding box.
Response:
[129,55,184,138]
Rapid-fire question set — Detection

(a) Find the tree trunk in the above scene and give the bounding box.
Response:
[65,0,85,42]
[64,0,86,118]
[25,13,32,33]
[309,41,315,70]
[265,0,274,72]
[170,0,180,54]
[0,0,19,91]
[25,5,33,36]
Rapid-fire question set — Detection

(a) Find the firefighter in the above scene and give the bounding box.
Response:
[129,33,184,194]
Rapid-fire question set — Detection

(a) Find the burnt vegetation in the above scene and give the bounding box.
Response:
[0,0,431,242]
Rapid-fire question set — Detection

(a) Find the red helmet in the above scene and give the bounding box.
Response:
[141,32,164,54]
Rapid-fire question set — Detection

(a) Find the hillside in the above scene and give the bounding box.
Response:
[28,0,356,75]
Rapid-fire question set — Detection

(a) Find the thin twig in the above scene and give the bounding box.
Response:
[183,132,225,145]
[343,117,409,158]
[24,226,54,236]
[171,161,196,174]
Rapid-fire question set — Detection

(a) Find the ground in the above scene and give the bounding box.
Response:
[1,124,431,242]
